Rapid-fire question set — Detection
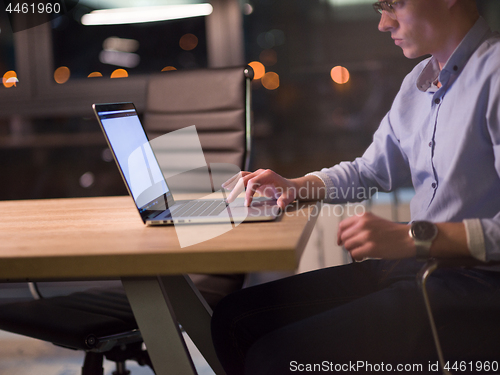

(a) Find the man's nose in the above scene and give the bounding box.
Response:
[378,11,397,32]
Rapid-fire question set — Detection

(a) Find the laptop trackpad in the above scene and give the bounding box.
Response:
[229,197,280,219]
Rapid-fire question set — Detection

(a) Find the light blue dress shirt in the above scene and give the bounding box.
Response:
[310,17,500,262]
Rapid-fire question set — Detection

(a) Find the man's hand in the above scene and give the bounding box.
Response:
[223,169,299,209]
[337,212,414,261]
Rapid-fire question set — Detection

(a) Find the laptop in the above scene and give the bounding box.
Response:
[93,102,280,225]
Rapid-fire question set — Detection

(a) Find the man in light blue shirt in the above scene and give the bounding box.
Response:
[312,14,500,263]
[226,1,500,264]
[213,0,500,373]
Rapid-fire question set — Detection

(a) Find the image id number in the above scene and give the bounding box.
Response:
[6,2,61,14]
[445,361,499,372]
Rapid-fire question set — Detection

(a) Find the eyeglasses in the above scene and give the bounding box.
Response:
[372,0,404,20]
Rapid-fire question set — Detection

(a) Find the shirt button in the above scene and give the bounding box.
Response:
[428,141,433,147]
[431,182,437,189]
[434,98,441,104]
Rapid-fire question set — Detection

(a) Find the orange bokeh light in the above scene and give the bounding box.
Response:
[161,66,177,72]
[248,61,265,80]
[261,72,280,90]
[330,66,350,85]
[3,71,18,88]
[179,33,198,51]
[88,72,103,78]
[110,69,129,78]
[54,66,70,84]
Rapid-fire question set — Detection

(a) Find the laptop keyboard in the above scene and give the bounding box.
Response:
[170,200,228,218]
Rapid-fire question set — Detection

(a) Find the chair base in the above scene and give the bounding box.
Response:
[81,342,153,375]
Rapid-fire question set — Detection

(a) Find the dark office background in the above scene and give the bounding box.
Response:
[0,0,499,200]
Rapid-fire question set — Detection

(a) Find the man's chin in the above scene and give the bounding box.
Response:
[401,48,427,60]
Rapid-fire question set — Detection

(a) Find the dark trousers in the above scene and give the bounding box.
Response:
[211,259,500,374]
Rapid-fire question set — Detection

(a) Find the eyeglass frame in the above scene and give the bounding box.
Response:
[372,0,405,20]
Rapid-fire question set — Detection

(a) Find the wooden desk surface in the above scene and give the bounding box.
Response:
[0,196,321,281]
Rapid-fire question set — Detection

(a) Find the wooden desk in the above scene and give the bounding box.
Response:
[0,196,321,374]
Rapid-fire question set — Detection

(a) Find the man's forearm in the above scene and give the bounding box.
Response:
[430,222,470,258]
[290,175,327,201]
[293,176,473,260]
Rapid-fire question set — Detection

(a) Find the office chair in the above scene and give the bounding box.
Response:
[418,258,500,375]
[0,285,149,375]
[364,193,499,375]
[0,66,254,374]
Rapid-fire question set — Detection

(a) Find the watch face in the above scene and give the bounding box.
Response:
[411,221,438,241]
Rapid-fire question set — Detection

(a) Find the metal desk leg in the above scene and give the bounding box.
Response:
[159,275,226,375]
[122,277,197,375]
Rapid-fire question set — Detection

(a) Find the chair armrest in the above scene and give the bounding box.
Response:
[416,258,500,375]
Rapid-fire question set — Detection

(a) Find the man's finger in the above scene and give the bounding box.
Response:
[222,171,252,190]
[276,191,295,209]
[226,170,267,204]
[226,176,246,203]
[221,173,242,190]
[337,215,359,246]
[245,177,262,206]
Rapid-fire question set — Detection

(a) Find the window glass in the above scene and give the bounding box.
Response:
[51,1,208,81]
[243,0,500,177]
[243,0,416,176]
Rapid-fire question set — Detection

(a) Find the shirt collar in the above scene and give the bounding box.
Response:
[417,17,492,92]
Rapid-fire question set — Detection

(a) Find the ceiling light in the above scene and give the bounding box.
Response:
[81,3,213,26]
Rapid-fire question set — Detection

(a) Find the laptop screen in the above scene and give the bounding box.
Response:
[94,103,173,221]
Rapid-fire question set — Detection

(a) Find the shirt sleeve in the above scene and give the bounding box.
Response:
[463,219,486,261]
[309,112,412,205]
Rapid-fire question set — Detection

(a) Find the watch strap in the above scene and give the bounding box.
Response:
[415,241,432,260]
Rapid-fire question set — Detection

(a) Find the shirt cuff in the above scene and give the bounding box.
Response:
[305,172,334,203]
[463,218,486,262]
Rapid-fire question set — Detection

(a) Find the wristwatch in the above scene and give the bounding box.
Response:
[409,221,438,260]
